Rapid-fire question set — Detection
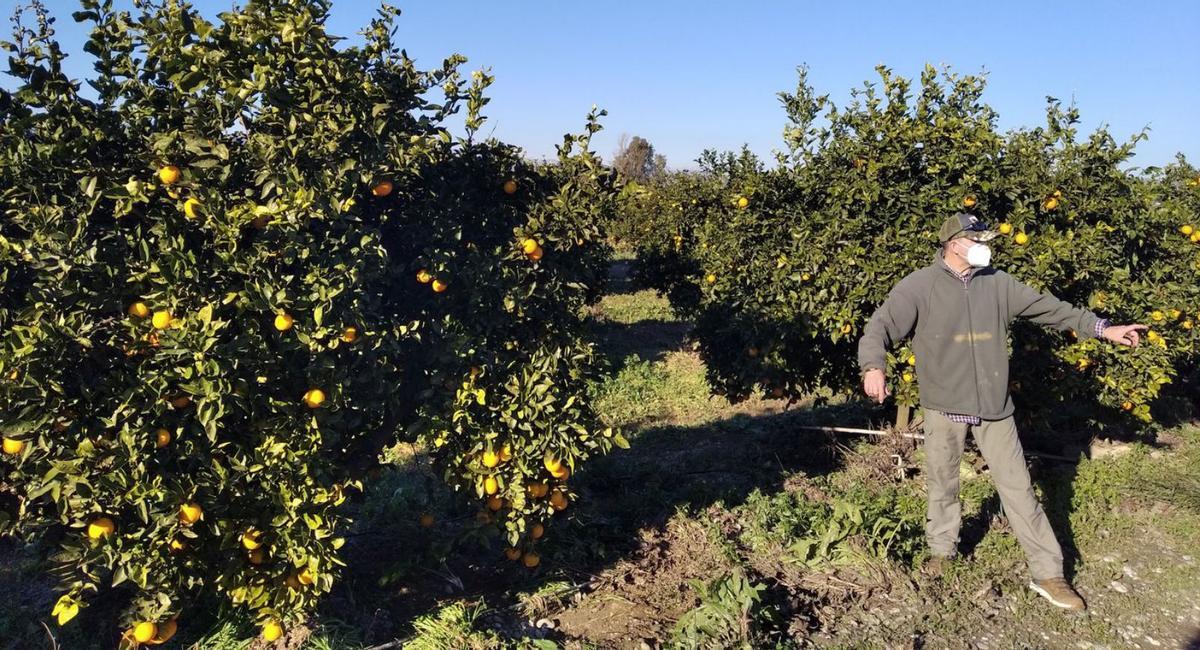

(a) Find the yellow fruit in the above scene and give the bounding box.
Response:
[431,279,448,293]
[1014,232,1030,246]
[1042,196,1059,211]
[274,312,294,331]
[1183,225,1195,236]
[371,180,393,197]
[1053,190,1062,198]
[155,428,171,448]
[521,238,539,254]
[341,326,358,343]
[248,548,265,565]
[297,567,315,585]
[419,513,435,528]
[150,619,177,645]
[151,310,172,329]
[242,529,263,550]
[531,523,544,539]
[133,622,157,644]
[503,179,518,194]
[1192,231,1200,243]
[522,551,540,568]
[551,464,570,480]
[2,437,25,455]
[158,165,180,185]
[261,620,283,642]
[1170,309,1182,319]
[498,444,512,462]
[901,372,913,383]
[801,272,811,282]
[705,273,717,284]
[998,223,1013,235]
[549,491,568,511]
[1183,320,1193,330]
[128,302,150,318]
[487,496,503,511]
[482,450,501,468]
[167,188,181,200]
[736,196,749,209]
[183,197,201,219]
[528,245,544,261]
[907,355,916,365]
[303,388,326,409]
[1122,401,1134,412]
[178,502,202,525]
[168,538,187,554]
[1151,310,1165,322]
[1077,359,1090,370]
[87,517,115,540]
[505,547,523,561]
[963,195,977,208]
[416,269,432,284]
[1147,330,1160,341]
[840,323,852,335]
[484,476,499,495]
[543,455,562,473]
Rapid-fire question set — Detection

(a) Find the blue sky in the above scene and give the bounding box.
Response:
[9,0,1200,169]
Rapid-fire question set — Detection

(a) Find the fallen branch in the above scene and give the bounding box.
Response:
[794,425,1081,463]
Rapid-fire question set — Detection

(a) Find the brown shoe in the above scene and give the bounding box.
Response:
[1029,577,1087,611]
[921,554,953,578]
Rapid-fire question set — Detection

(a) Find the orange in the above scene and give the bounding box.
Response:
[530,523,544,539]
[527,482,549,498]
[155,428,171,448]
[128,302,150,318]
[801,272,811,282]
[416,269,432,284]
[963,196,977,208]
[1121,401,1133,411]
[419,513,435,528]
[242,529,263,550]
[150,619,177,644]
[901,372,913,383]
[907,355,916,365]
[274,312,294,331]
[171,396,191,409]
[1151,310,1165,322]
[341,326,358,343]
[133,622,157,643]
[157,165,180,185]
[840,323,852,335]
[505,547,522,561]
[285,573,301,589]
[297,567,315,585]
[1182,225,1195,236]
[303,388,325,408]
[1014,232,1030,246]
[371,180,393,197]
[998,223,1013,235]
[484,476,499,495]
[1042,196,1059,211]
[521,238,539,254]
[87,516,115,540]
[503,179,518,194]
[151,310,173,329]
[168,538,187,554]
[248,548,265,565]
[736,196,749,209]
[498,444,512,462]
[183,197,201,219]
[550,464,570,480]
[481,450,500,468]
[487,496,503,511]
[549,491,568,511]
[2,437,25,455]
[543,455,562,473]
[431,279,448,293]
[705,273,716,284]
[528,246,544,261]
[522,551,540,568]
[261,620,283,642]
[178,502,202,525]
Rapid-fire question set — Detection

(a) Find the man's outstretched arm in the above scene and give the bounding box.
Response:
[1005,274,1146,347]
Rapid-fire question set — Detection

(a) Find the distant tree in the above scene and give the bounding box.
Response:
[612,134,664,181]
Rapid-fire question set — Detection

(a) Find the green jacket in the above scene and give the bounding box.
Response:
[857,251,1104,420]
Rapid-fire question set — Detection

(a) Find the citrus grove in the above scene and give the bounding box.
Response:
[623,65,1199,442]
[0,0,625,644]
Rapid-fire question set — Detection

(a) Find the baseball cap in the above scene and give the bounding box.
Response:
[938,212,998,243]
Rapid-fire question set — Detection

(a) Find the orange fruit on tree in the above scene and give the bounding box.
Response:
[1042,196,1059,211]
[551,464,570,480]
[155,428,171,448]
[285,573,301,590]
[521,238,539,254]
[341,326,358,343]
[1183,320,1193,330]
[528,246,544,261]
[963,195,977,208]
[133,622,157,644]
[522,551,540,568]
[840,323,852,335]
[502,179,518,194]
[527,482,549,498]
[902,372,914,383]
[481,450,500,468]
[371,180,393,197]
[242,529,263,550]
[168,538,187,554]
[178,502,202,525]
[530,523,544,539]
[1122,401,1134,411]
[416,269,432,284]
[1014,232,1030,246]
[150,619,177,645]
[705,273,717,284]
[261,620,283,642]
[274,312,294,331]
[505,547,522,561]
[2,437,25,455]
[431,278,448,293]
[487,496,504,511]
[736,196,749,209]
[128,302,150,318]
[498,444,512,462]
[297,567,316,585]
[87,516,115,540]
[248,548,265,565]
[183,197,201,219]
[1182,225,1195,236]
[998,223,1013,235]
[303,388,325,408]
[1151,310,1165,322]
[907,355,916,365]
[419,513,435,528]
[157,165,180,185]
[151,310,173,329]
[171,395,191,409]
[484,476,499,495]
[549,491,568,511]
[543,455,562,473]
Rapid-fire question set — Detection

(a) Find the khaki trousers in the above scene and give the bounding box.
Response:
[922,408,1064,580]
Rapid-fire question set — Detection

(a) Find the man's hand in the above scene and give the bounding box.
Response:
[1101,324,1148,347]
[862,368,890,404]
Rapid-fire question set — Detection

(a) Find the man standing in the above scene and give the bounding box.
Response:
[857,212,1147,611]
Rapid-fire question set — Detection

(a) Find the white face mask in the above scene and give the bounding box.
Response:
[956,240,992,268]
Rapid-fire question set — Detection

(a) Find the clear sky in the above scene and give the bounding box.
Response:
[9,0,1199,170]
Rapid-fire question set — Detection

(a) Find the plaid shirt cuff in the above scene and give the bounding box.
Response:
[944,412,982,425]
[1095,318,1110,338]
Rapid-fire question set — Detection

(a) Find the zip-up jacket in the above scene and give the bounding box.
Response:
[857,251,1104,420]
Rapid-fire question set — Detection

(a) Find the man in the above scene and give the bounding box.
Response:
[856,212,1146,612]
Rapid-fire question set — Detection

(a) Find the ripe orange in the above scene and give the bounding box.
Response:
[907,355,916,365]
[531,523,545,539]
[341,326,358,343]
[549,491,568,511]
[1121,401,1134,411]
[1183,320,1194,330]
[178,502,202,525]
[503,179,518,194]
[183,197,201,219]
[963,196,977,208]
[419,513,435,528]
[133,622,157,643]
[543,455,562,473]
[505,547,522,561]
[87,517,115,540]
[522,551,540,568]
[521,238,539,254]
[840,323,852,335]
[158,165,180,185]
[274,312,294,331]
[169,538,187,554]
[171,395,191,409]
[736,196,749,209]
[498,444,512,462]
[487,496,503,511]
[705,273,717,284]
[155,428,171,448]
[1042,197,1059,211]
[151,310,173,329]
[527,482,549,498]
[2,437,25,455]
[261,620,283,642]
[242,529,263,550]
[285,573,301,590]
[431,279,448,293]
[371,180,393,197]
[1182,225,1195,236]
[297,567,316,585]
[128,302,150,318]
[150,619,177,644]
[528,246,544,261]
[303,388,326,409]
[484,476,499,495]
[801,272,811,282]
[998,223,1013,235]
[481,450,500,468]
[1151,310,1165,322]
[416,269,432,284]
[1014,232,1030,246]
[248,548,265,565]
[901,372,914,383]
[550,464,570,480]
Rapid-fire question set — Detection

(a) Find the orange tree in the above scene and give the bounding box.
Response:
[631,65,1198,440]
[0,0,622,644]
